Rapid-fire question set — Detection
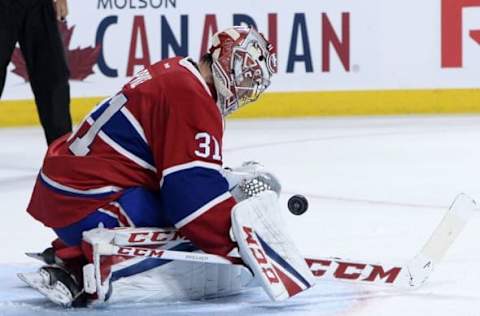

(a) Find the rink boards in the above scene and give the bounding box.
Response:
[2,88,480,127]
[1,0,480,125]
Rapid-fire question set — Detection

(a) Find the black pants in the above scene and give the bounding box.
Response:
[0,0,72,144]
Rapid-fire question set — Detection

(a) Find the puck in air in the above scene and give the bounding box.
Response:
[288,194,309,215]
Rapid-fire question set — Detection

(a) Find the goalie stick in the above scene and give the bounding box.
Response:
[23,193,476,289]
[92,193,476,289]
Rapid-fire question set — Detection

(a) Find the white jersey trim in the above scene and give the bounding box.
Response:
[179,57,212,97]
[175,191,232,228]
[40,171,122,195]
[110,201,135,227]
[67,96,112,143]
[160,160,222,187]
[120,107,148,144]
[97,208,124,227]
[179,57,224,130]
[87,117,157,173]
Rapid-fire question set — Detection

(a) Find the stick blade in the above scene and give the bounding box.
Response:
[405,193,476,288]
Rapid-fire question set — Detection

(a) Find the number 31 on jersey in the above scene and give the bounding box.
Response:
[194,132,221,161]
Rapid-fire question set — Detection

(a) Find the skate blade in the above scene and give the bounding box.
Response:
[25,252,45,262]
[17,271,73,307]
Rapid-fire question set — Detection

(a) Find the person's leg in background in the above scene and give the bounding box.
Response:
[0,0,22,97]
[19,0,72,145]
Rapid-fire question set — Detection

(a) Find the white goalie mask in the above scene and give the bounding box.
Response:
[208,26,277,116]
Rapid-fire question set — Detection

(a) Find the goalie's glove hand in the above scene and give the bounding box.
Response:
[222,161,282,202]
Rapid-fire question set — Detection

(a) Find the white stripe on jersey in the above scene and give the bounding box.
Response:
[179,58,212,97]
[97,208,124,227]
[110,201,135,227]
[179,57,224,129]
[175,191,232,228]
[120,107,149,144]
[40,171,122,195]
[160,160,222,187]
[67,96,113,143]
[87,117,157,173]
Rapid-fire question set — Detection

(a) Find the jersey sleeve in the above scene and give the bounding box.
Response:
[154,71,237,258]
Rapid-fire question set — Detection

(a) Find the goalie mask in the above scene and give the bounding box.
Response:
[208,26,277,116]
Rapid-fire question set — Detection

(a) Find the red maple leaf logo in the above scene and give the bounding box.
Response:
[10,21,101,81]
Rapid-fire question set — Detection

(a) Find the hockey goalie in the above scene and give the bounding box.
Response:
[20,26,316,307]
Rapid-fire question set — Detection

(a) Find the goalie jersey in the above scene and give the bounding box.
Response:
[26,57,237,257]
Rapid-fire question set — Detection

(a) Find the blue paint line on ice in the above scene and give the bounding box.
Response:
[223,128,457,153]
[282,191,445,210]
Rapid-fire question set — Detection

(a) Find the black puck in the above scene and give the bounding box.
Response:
[288,194,309,215]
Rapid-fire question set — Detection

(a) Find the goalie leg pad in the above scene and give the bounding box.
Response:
[81,227,254,303]
[231,191,315,301]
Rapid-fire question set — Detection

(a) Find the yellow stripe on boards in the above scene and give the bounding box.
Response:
[230,89,480,118]
[1,89,480,127]
[0,97,103,127]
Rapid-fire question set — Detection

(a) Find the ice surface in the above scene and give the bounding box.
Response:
[1,116,480,315]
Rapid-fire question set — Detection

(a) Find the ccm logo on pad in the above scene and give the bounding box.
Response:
[242,226,280,284]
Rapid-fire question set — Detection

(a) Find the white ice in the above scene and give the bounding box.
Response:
[1,115,480,315]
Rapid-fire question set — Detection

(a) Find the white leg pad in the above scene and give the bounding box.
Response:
[82,227,254,303]
[231,191,315,301]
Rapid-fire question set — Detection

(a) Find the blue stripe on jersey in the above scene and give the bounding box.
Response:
[90,98,155,167]
[38,174,118,199]
[116,187,172,227]
[161,167,229,225]
[110,243,197,282]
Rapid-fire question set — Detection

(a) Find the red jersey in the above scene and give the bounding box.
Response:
[27,57,237,257]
